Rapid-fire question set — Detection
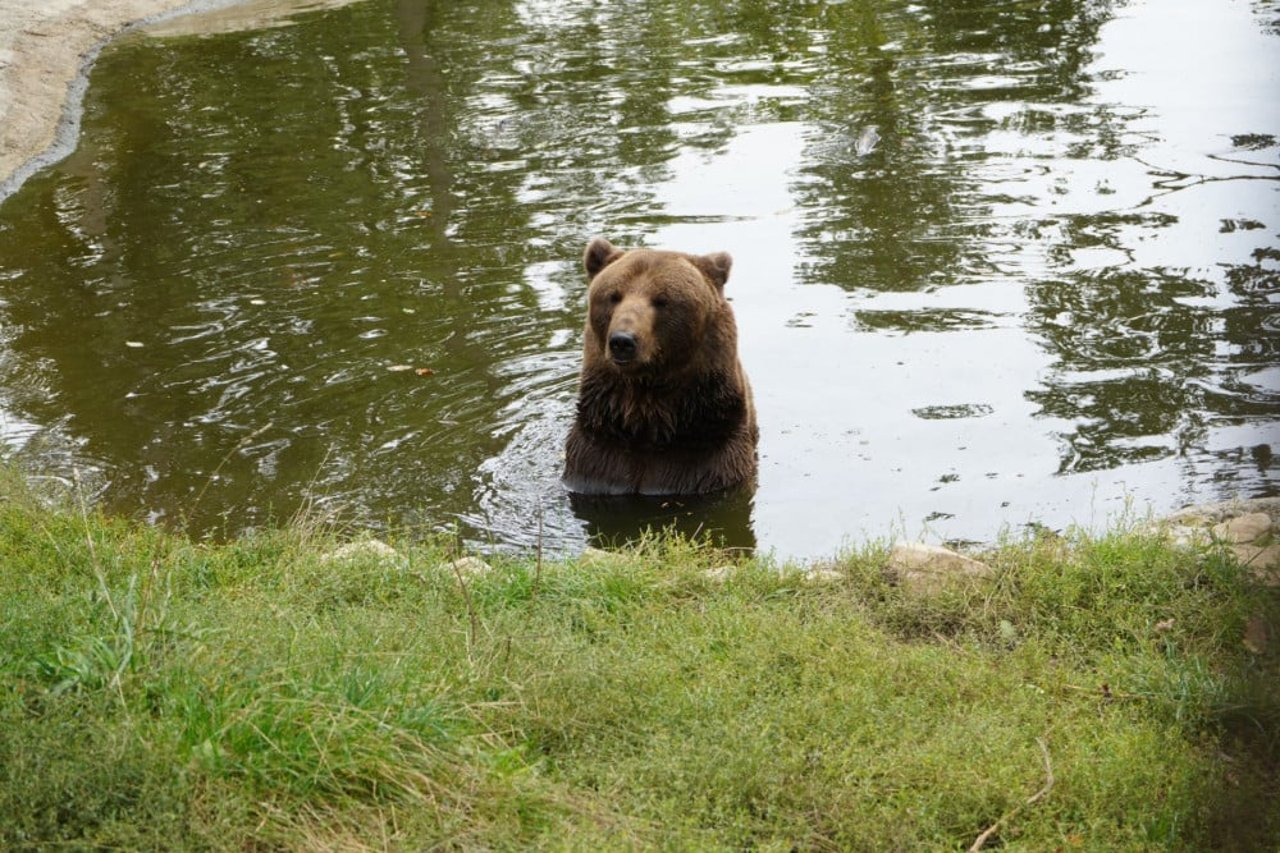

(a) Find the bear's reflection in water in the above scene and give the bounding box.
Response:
[569,484,757,554]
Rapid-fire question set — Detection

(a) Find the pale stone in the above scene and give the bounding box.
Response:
[1212,512,1272,545]
[447,556,492,577]
[1160,524,1214,548]
[1252,567,1280,588]
[321,539,405,568]
[1165,497,1280,526]
[1243,615,1269,655]
[0,0,367,201]
[802,568,843,584]
[703,565,734,582]
[1157,499,1280,553]
[578,547,642,569]
[1230,544,1280,586]
[887,542,994,593]
[143,0,367,39]
[1233,543,1280,568]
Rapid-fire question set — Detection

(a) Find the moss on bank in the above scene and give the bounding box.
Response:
[1,472,1277,850]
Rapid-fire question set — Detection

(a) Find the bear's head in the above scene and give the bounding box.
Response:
[582,236,734,376]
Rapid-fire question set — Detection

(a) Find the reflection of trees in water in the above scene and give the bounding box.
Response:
[570,486,757,552]
[0,1,534,533]
[1251,0,1280,36]
[795,0,1119,292]
[1027,265,1212,472]
[1028,246,1279,478]
[0,0,770,538]
[1025,178,1279,481]
[789,0,1276,489]
[0,1,541,532]
[0,0,1273,539]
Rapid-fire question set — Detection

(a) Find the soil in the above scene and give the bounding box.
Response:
[0,0,362,202]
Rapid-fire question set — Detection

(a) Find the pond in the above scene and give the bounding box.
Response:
[0,0,1276,558]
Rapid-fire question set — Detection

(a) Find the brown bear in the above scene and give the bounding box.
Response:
[563,237,758,495]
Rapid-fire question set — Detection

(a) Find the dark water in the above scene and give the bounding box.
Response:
[0,0,1277,557]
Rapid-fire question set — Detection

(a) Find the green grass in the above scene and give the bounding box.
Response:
[1,471,1277,850]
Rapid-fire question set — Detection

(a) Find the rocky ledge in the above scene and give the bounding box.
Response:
[874,497,1278,656]
[323,498,1280,594]
[878,497,1280,592]
[1159,497,1280,586]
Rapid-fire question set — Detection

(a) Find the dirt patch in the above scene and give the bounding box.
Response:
[0,0,364,202]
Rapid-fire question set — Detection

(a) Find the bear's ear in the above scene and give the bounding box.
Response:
[584,237,624,280]
[695,251,733,292]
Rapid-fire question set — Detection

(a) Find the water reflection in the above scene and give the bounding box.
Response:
[570,487,757,552]
[0,0,1275,556]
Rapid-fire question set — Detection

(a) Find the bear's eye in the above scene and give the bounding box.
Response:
[652,296,669,309]
[609,291,623,304]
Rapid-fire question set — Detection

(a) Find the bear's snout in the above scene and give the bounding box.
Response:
[608,331,638,364]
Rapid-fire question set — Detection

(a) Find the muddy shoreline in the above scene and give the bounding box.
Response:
[0,0,363,202]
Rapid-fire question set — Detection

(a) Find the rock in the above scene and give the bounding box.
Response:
[1160,524,1214,548]
[321,539,406,569]
[1212,512,1272,545]
[887,542,994,593]
[577,547,643,569]
[1252,567,1280,587]
[1232,543,1280,568]
[579,546,613,565]
[1165,497,1280,527]
[801,568,844,584]
[1230,544,1280,586]
[446,556,492,578]
[1155,498,1280,554]
[0,0,370,204]
[703,565,735,582]
[1243,615,1269,655]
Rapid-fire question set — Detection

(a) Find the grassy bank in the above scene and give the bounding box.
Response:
[1,474,1277,850]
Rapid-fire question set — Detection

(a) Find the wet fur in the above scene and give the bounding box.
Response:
[564,238,758,495]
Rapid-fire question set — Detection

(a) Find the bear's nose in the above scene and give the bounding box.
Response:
[608,331,637,363]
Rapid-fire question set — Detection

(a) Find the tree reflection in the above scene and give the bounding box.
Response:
[794,0,1118,293]
[0,0,1273,549]
[0,0,543,534]
[0,0,763,543]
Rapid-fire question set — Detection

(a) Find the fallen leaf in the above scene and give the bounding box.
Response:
[415,367,435,377]
[1155,618,1175,632]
